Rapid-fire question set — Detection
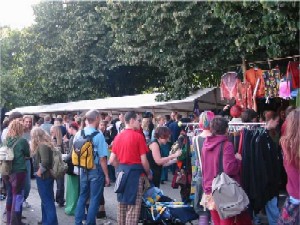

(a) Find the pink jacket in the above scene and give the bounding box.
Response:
[201,135,241,194]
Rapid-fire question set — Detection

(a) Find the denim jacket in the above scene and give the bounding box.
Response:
[116,164,145,204]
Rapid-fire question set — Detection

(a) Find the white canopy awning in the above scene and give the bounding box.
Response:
[7,87,226,115]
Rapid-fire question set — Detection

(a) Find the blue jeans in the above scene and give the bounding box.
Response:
[265,196,280,225]
[253,196,280,225]
[24,159,31,200]
[75,166,104,225]
[36,176,58,225]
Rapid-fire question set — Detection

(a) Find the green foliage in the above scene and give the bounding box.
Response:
[0,1,299,109]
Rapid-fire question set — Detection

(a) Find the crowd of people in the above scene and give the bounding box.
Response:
[0,105,299,225]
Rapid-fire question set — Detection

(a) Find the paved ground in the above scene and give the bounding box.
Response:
[0,175,186,225]
[0,174,283,225]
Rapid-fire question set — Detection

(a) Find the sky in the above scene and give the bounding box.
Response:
[0,0,40,29]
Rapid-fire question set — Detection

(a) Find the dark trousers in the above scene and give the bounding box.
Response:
[3,172,26,225]
[55,176,65,205]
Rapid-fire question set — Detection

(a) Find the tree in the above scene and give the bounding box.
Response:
[212,1,299,58]
[1,1,299,108]
[99,1,299,100]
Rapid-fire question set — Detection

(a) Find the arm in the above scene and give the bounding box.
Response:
[150,142,180,166]
[100,157,109,185]
[223,142,241,176]
[108,152,119,167]
[97,134,110,185]
[21,139,30,158]
[140,154,151,177]
[37,145,52,176]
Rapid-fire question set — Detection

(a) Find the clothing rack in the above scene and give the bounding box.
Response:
[178,122,199,127]
[229,122,266,126]
[228,122,266,132]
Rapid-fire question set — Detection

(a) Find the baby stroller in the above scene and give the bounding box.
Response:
[139,186,198,225]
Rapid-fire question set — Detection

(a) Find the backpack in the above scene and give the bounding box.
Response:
[72,130,99,170]
[0,139,20,175]
[51,146,68,179]
[212,142,249,219]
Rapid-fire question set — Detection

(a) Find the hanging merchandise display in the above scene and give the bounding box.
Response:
[278,78,291,99]
[245,67,265,98]
[219,57,299,112]
[236,81,253,110]
[286,61,300,89]
[220,72,239,100]
[263,68,281,98]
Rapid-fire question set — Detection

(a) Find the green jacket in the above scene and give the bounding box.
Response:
[6,137,30,173]
[34,144,53,179]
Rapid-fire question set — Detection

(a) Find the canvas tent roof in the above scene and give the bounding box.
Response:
[7,87,225,115]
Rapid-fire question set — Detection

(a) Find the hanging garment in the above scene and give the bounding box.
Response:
[220,72,239,100]
[254,131,280,212]
[263,69,281,98]
[279,78,291,99]
[286,61,300,89]
[245,68,265,97]
[236,80,253,109]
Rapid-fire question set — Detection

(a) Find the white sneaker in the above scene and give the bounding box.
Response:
[2,211,7,223]
[23,201,31,208]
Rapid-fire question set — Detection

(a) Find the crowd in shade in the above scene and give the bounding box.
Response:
[0,105,299,225]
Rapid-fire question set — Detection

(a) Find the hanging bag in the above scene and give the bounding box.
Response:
[211,142,249,219]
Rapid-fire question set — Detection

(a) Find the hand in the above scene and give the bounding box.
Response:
[36,170,42,177]
[147,173,153,181]
[235,153,242,161]
[266,118,279,130]
[174,149,182,158]
[223,105,230,111]
[105,176,110,187]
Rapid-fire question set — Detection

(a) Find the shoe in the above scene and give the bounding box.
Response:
[160,181,165,184]
[0,194,6,200]
[37,221,42,225]
[2,211,7,223]
[96,211,106,219]
[23,201,31,208]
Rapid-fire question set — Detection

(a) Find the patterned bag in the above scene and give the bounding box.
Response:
[278,197,300,225]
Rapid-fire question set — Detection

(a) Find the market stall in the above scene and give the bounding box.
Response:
[6,87,226,116]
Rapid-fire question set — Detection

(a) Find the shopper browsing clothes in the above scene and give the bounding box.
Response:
[200,117,252,225]
[278,108,300,224]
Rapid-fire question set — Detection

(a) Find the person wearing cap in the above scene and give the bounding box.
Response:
[228,105,243,124]
[73,110,109,225]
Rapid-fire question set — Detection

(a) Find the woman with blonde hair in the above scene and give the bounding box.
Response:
[278,108,300,224]
[141,117,151,144]
[3,119,30,225]
[30,127,58,225]
[50,125,65,207]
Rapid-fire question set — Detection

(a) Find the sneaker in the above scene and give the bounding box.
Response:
[23,201,31,208]
[2,211,7,223]
[0,194,6,200]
